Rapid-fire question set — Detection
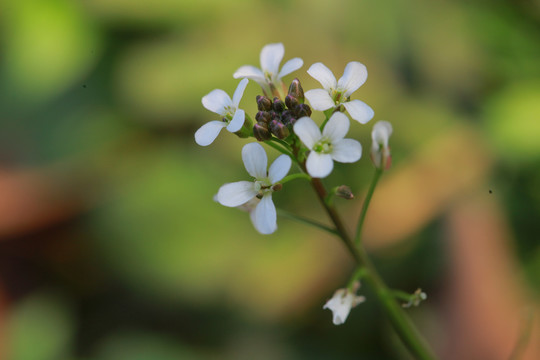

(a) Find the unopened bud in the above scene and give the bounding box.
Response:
[285,94,299,110]
[370,121,393,170]
[336,185,354,200]
[281,110,296,126]
[253,122,271,141]
[295,103,312,118]
[269,120,289,139]
[272,97,285,112]
[288,78,304,103]
[271,183,282,192]
[255,111,271,124]
[256,95,272,111]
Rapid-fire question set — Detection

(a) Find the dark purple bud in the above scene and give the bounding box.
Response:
[285,94,299,110]
[281,110,296,126]
[253,123,271,141]
[272,97,285,112]
[256,95,272,111]
[288,78,304,103]
[269,120,290,140]
[255,111,271,124]
[295,103,312,118]
[336,185,354,200]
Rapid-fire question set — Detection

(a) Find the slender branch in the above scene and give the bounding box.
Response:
[263,140,294,158]
[277,208,338,236]
[354,168,383,245]
[309,177,435,360]
[280,172,311,184]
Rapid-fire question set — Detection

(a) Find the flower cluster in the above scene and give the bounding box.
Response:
[196,43,401,326]
[195,43,390,234]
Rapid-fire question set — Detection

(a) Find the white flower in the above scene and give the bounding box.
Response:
[323,283,365,325]
[293,112,362,178]
[305,62,374,124]
[370,120,393,170]
[233,43,303,92]
[195,78,249,146]
[216,143,292,234]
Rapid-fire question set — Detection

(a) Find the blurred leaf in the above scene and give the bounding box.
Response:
[484,81,540,162]
[1,0,102,103]
[95,331,211,360]
[7,292,74,360]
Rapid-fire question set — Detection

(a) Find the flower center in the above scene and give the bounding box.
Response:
[330,88,344,105]
[254,178,272,195]
[222,106,236,122]
[313,138,333,154]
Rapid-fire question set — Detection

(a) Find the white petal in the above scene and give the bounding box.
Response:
[232,78,249,107]
[307,62,337,90]
[322,112,350,143]
[293,117,321,149]
[227,109,245,132]
[260,43,284,76]
[332,139,362,163]
[323,289,352,325]
[371,120,393,147]
[268,155,292,184]
[278,58,303,79]
[202,89,232,116]
[343,100,374,124]
[305,89,335,111]
[306,152,333,178]
[253,194,277,234]
[337,61,367,97]
[233,65,265,84]
[242,143,268,179]
[217,181,258,207]
[194,121,227,146]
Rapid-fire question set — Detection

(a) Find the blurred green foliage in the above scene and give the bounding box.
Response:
[0,0,539,359]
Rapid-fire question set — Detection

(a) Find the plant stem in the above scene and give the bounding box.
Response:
[310,176,435,360]
[277,208,338,236]
[264,140,294,158]
[354,168,383,246]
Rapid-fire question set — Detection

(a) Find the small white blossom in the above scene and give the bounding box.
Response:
[370,120,393,170]
[305,62,374,124]
[233,43,303,93]
[323,283,365,325]
[216,143,291,234]
[195,78,249,146]
[293,112,362,178]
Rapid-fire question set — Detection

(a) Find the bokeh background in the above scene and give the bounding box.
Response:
[0,0,539,359]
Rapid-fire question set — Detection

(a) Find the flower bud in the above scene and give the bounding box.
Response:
[285,94,299,110]
[271,183,282,192]
[294,103,312,118]
[269,120,289,139]
[336,185,354,200]
[288,78,304,103]
[255,111,271,124]
[281,110,296,126]
[253,122,271,141]
[272,97,285,112]
[256,95,272,111]
[370,121,393,170]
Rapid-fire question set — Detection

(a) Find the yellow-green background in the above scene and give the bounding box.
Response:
[0,0,539,359]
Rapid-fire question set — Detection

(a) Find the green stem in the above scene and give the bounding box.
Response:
[264,140,294,159]
[309,176,435,360]
[280,172,311,184]
[277,208,338,236]
[354,168,383,246]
